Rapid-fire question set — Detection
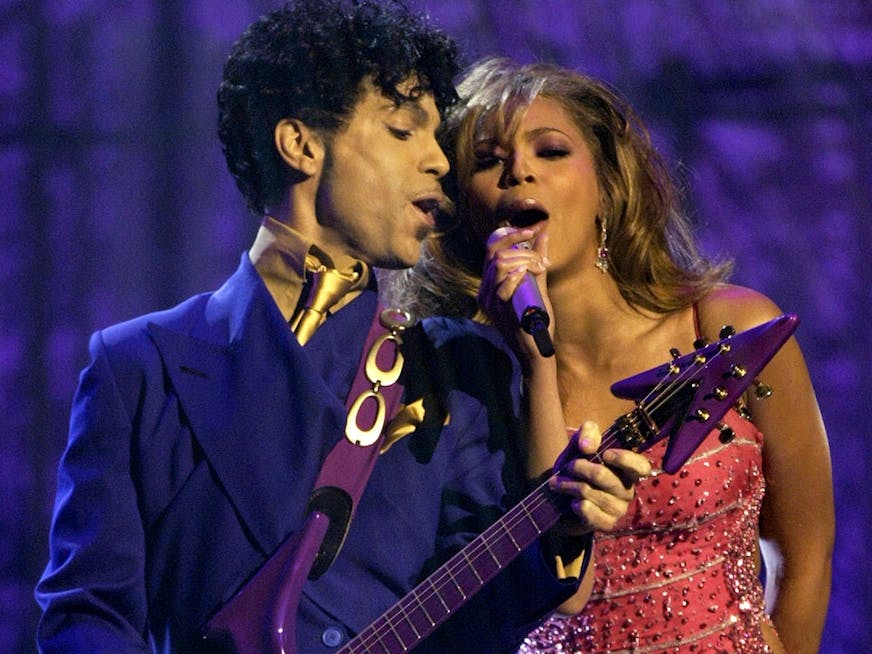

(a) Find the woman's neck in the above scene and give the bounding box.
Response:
[548,269,646,353]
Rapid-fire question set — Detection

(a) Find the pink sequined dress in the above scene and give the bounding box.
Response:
[521,410,777,653]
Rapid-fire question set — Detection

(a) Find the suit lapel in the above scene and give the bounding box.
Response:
[148,257,349,555]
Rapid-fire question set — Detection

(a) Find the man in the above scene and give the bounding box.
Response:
[35,2,649,652]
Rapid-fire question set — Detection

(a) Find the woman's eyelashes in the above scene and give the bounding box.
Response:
[472,144,571,172]
[473,153,501,171]
[533,135,572,159]
[538,146,570,159]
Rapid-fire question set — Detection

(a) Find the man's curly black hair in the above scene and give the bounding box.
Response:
[218,0,461,215]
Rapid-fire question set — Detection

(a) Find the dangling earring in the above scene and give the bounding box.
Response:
[595,216,609,273]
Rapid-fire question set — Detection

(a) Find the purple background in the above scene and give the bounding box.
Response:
[2,1,869,651]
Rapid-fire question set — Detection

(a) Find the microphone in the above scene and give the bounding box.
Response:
[488,227,554,357]
[511,250,555,357]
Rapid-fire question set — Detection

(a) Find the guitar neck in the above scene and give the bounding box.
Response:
[339,481,566,653]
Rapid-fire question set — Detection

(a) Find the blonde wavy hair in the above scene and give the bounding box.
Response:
[386,57,731,320]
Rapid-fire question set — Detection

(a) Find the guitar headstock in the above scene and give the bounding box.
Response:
[608,313,798,473]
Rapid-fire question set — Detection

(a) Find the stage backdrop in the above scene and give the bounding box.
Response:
[2,1,869,651]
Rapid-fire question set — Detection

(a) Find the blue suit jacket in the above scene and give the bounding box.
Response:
[36,255,577,653]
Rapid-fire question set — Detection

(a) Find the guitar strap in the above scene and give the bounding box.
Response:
[304,305,411,579]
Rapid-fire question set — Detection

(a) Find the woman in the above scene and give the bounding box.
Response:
[390,58,834,653]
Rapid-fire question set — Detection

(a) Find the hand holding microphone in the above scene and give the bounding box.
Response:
[484,226,555,358]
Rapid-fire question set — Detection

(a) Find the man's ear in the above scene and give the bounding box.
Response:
[274,118,324,177]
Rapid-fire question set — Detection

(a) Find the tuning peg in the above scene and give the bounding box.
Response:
[736,404,752,421]
[753,379,773,399]
[729,364,747,379]
[694,408,711,422]
[719,325,736,339]
[712,386,728,400]
[670,348,681,359]
[693,337,709,349]
[717,422,735,443]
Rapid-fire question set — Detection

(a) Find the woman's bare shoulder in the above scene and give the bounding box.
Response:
[696,283,785,337]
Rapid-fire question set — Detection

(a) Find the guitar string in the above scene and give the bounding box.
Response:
[585,344,726,463]
[342,344,730,653]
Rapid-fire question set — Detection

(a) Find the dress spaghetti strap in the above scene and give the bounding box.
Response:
[692,302,702,339]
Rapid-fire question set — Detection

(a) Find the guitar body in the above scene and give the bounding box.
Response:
[202,511,330,654]
[202,314,799,654]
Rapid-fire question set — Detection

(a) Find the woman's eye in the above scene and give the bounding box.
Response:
[473,155,500,171]
[539,147,569,159]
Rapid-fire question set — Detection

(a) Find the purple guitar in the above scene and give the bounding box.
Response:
[203,313,799,654]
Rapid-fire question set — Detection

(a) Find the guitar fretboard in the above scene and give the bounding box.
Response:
[340,481,564,653]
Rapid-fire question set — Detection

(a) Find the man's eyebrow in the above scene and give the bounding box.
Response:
[386,98,432,125]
